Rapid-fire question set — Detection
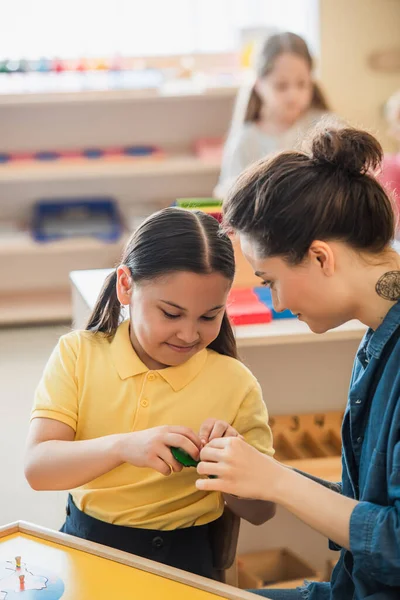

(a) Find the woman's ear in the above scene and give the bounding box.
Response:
[308,240,335,277]
[116,265,133,305]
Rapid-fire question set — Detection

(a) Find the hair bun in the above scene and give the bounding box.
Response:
[310,126,383,175]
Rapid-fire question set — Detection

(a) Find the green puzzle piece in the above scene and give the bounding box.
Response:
[170,447,217,478]
[171,447,199,468]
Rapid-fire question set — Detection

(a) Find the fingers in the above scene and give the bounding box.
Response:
[209,421,239,441]
[168,426,201,449]
[152,457,175,477]
[165,433,200,461]
[209,421,231,441]
[158,447,183,473]
[201,437,232,451]
[199,444,225,463]
[196,476,225,492]
[197,459,223,478]
[199,420,239,445]
[198,419,216,445]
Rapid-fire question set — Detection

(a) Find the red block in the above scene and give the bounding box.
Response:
[58,150,84,159]
[10,152,36,161]
[229,288,258,302]
[227,288,272,325]
[207,211,222,223]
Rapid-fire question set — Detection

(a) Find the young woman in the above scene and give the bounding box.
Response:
[198,127,400,599]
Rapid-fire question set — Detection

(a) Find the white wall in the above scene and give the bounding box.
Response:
[0,325,68,527]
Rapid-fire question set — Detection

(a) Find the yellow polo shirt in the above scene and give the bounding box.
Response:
[32,320,273,530]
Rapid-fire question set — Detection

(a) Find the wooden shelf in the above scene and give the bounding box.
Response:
[271,412,342,483]
[0,84,237,107]
[0,235,127,257]
[0,289,72,326]
[0,239,126,326]
[0,154,220,184]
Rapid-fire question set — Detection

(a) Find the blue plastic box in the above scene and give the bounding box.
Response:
[31,197,123,243]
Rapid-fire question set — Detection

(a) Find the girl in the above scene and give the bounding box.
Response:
[197,126,400,599]
[24,207,274,580]
[215,31,330,199]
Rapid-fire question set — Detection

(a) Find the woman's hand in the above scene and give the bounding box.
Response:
[118,426,201,476]
[196,437,284,500]
[197,437,357,550]
[198,418,242,447]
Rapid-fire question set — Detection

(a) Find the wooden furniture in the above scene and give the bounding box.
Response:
[237,548,319,590]
[0,521,261,599]
[271,411,342,481]
[0,84,236,326]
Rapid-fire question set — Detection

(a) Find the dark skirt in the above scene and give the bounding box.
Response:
[61,495,215,579]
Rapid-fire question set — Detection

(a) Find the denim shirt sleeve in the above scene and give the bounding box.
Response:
[350,440,400,585]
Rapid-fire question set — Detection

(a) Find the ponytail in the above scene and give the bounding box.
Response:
[86,270,121,335]
[244,85,262,123]
[208,312,238,359]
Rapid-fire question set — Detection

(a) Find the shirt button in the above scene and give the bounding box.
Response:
[357,436,363,443]
[147,373,156,382]
[355,399,362,404]
[140,399,149,408]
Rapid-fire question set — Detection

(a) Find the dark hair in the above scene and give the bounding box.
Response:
[244,31,329,123]
[224,126,396,263]
[87,207,238,359]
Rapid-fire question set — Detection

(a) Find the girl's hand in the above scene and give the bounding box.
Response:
[198,418,242,447]
[196,437,284,500]
[118,426,201,476]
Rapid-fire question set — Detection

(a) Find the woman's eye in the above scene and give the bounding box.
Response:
[162,311,180,319]
[261,280,271,287]
[201,315,217,322]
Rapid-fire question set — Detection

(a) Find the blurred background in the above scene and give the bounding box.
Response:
[0,0,399,590]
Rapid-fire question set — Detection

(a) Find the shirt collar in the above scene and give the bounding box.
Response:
[110,319,208,391]
[364,300,400,359]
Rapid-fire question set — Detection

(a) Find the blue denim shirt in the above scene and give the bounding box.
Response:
[305,300,400,600]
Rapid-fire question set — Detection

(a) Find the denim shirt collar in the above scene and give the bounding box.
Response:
[360,300,400,360]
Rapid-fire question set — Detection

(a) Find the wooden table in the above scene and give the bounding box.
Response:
[0,522,259,600]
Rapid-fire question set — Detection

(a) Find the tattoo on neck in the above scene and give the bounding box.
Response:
[375,271,400,301]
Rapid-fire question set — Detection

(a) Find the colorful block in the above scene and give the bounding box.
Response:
[175,198,222,208]
[227,288,272,326]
